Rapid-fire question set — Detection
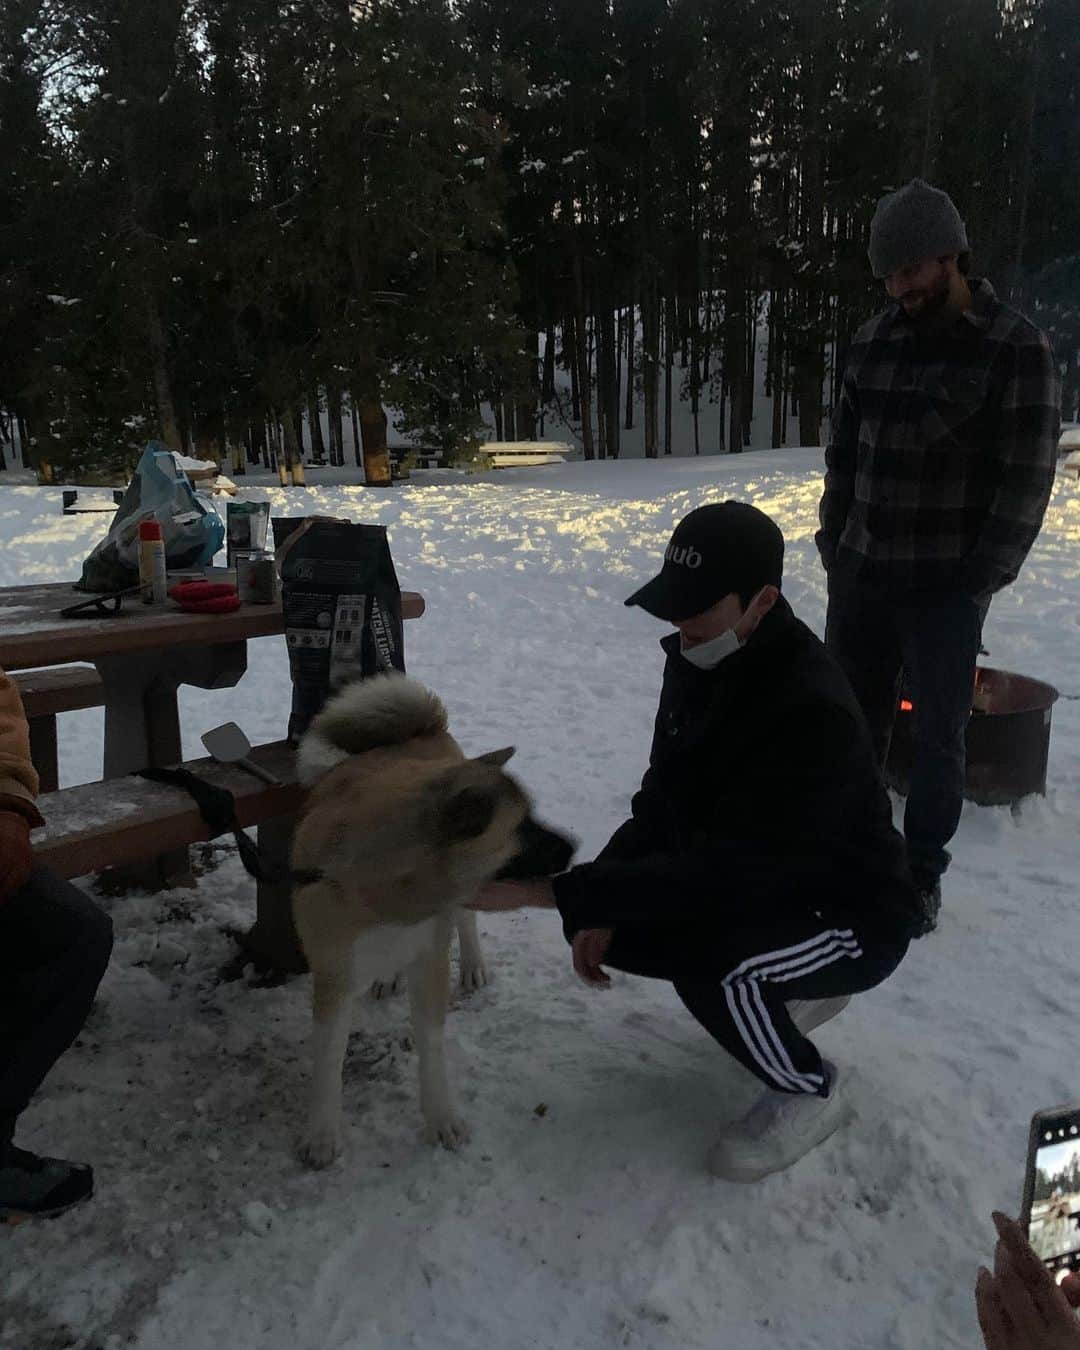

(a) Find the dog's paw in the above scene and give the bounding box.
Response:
[458,958,488,992]
[424,1113,471,1150]
[370,973,405,1000]
[298,1119,343,1169]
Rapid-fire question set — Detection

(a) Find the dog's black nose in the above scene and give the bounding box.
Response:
[496,815,575,880]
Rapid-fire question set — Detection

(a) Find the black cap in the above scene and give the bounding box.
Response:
[624,501,784,622]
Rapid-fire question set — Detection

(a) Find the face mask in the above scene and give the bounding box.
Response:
[679,626,741,670]
[677,587,769,670]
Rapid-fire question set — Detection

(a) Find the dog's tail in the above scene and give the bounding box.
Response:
[298,674,449,784]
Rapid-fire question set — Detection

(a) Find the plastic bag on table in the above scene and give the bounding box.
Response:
[75,442,226,592]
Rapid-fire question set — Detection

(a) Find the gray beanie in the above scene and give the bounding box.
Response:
[867,179,969,279]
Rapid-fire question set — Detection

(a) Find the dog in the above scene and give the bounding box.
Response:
[292,673,574,1167]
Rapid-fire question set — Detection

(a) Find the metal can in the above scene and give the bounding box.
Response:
[235,550,278,604]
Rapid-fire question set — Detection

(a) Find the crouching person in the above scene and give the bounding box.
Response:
[0,666,113,1221]
[472,503,923,1180]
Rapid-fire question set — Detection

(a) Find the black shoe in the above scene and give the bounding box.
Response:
[914,881,942,936]
[0,1143,94,1222]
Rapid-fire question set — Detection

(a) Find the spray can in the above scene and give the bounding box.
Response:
[138,519,168,605]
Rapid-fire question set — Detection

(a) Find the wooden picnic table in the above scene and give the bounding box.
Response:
[0,581,425,669]
[0,580,425,895]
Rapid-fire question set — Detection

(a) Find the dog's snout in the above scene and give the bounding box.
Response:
[495,814,575,880]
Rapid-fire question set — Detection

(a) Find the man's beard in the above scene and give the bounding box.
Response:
[899,269,956,331]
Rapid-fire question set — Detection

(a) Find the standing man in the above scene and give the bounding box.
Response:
[818,179,1061,931]
[473,503,923,1182]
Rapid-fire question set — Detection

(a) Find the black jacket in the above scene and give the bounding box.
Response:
[553,597,922,941]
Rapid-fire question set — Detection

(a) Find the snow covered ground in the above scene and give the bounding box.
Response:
[1,449,1079,1350]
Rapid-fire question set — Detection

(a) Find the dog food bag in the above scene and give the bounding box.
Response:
[280,520,405,742]
[226,500,270,565]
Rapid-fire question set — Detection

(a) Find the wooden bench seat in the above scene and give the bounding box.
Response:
[12,664,106,793]
[32,740,304,881]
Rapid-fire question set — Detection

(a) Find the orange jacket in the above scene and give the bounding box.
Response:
[0,666,44,826]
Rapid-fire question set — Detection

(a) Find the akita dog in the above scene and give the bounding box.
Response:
[293,674,573,1166]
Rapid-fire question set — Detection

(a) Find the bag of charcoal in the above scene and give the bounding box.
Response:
[276,518,406,743]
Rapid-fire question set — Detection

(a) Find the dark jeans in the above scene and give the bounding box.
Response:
[0,868,113,1146]
[824,561,987,888]
[602,913,907,1096]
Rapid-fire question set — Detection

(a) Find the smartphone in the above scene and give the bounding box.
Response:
[1022,1104,1080,1279]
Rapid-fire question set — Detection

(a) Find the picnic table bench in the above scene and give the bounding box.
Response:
[2,581,425,972]
[478,441,573,467]
[32,740,301,881]
[13,663,105,792]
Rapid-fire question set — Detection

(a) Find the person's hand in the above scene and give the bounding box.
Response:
[0,809,32,904]
[572,928,613,988]
[976,1211,1080,1348]
[468,879,555,912]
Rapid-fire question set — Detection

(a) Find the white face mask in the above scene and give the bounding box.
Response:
[677,587,769,670]
[679,626,741,670]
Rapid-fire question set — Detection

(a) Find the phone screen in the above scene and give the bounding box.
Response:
[1026,1108,1080,1273]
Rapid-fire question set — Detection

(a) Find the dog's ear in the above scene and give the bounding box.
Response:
[474,746,515,767]
[440,784,498,842]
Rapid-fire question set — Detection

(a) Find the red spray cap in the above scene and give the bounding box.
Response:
[139,520,163,541]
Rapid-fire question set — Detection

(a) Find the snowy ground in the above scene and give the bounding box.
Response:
[2,449,1079,1350]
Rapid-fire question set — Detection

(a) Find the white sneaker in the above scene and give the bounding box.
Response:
[707,1061,854,1183]
[787,995,851,1037]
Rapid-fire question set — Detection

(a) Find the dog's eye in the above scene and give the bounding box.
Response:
[441,786,496,840]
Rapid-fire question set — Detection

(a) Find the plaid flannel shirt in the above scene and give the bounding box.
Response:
[817,278,1061,596]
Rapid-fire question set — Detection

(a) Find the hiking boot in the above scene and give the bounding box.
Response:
[914,881,942,936]
[787,995,851,1037]
[0,1143,94,1223]
[706,1061,854,1182]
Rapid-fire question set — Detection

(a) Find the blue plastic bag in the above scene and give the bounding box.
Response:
[76,441,226,592]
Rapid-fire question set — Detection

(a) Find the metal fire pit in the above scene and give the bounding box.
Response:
[884,666,1060,807]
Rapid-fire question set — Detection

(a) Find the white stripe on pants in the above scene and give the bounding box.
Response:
[721,929,863,1093]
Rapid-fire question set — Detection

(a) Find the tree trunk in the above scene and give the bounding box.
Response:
[356,358,391,486]
[359,399,391,486]
[326,386,344,466]
[146,294,182,450]
[615,307,624,450]
[568,319,581,425]
[1062,346,1078,424]
[308,389,326,464]
[572,251,595,460]
[641,272,660,459]
[248,420,266,467]
[1010,32,1041,305]
[542,326,556,404]
[599,301,618,459]
[266,420,278,474]
[664,292,674,455]
[517,328,538,440]
[920,40,942,180]
[350,395,362,467]
[624,301,635,430]
[594,321,607,459]
[744,307,756,448]
[769,290,784,448]
[280,407,305,486]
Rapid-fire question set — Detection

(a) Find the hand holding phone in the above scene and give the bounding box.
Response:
[1022,1104,1080,1278]
[976,1212,1080,1349]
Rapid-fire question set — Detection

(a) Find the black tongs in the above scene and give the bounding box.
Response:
[59,585,142,619]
